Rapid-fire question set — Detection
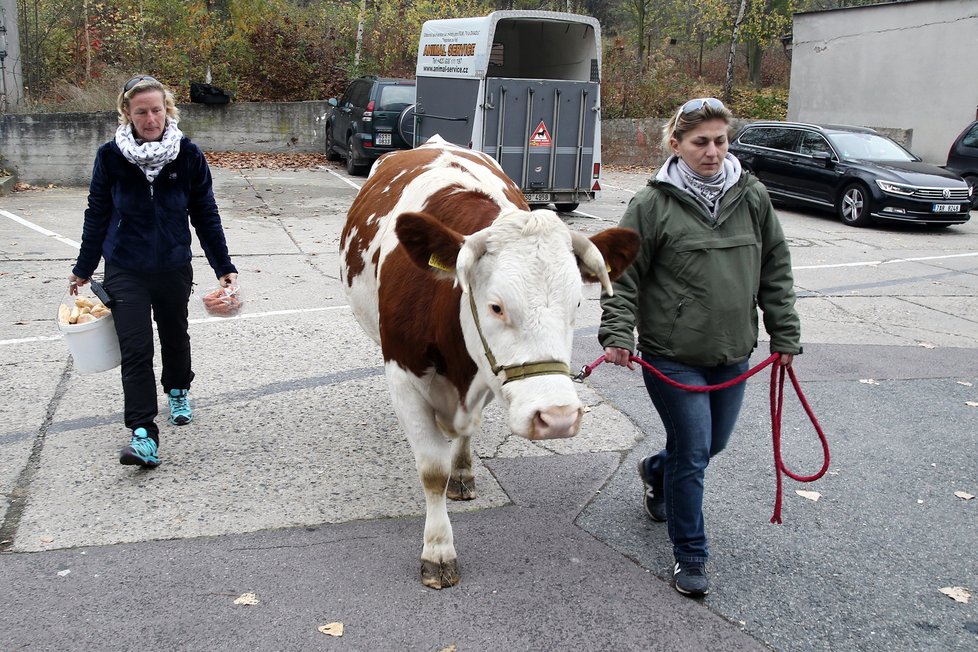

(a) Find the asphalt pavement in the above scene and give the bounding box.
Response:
[0,162,976,651]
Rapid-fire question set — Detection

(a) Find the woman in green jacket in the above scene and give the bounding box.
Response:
[598,98,801,598]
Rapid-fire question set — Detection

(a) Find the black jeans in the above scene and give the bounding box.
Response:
[104,263,195,439]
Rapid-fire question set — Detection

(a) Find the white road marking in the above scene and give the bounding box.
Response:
[601,183,637,194]
[0,305,352,347]
[1,209,80,249]
[318,166,362,190]
[794,252,978,270]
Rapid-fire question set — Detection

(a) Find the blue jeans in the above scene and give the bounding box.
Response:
[639,353,749,564]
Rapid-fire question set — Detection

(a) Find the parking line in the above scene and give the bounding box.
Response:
[794,252,978,270]
[0,209,80,249]
[0,305,351,347]
[318,166,362,191]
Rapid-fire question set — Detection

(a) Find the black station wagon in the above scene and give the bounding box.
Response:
[729,121,972,228]
[945,120,978,210]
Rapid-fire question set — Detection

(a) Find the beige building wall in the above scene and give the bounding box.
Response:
[788,0,978,164]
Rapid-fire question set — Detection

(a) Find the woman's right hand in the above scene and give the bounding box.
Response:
[604,346,635,370]
[68,274,89,296]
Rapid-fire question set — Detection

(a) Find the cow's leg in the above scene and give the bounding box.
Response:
[447,435,477,501]
[387,370,460,589]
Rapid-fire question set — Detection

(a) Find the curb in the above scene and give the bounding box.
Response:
[0,174,17,196]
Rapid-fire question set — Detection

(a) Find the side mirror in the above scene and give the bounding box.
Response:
[328,98,338,107]
[812,153,834,167]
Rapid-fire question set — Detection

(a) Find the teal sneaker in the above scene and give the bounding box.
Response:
[167,388,193,425]
[119,427,159,468]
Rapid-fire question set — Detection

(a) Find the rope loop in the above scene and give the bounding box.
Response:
[580,352,830,524]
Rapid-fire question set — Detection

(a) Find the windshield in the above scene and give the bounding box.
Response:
[827,133,916,162]
[377,85,416,111]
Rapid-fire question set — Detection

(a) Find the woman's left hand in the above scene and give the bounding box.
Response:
[778,353,794,367]
[219,272,238,287]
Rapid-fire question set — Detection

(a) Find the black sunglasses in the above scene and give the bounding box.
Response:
[123,75,159,93]
[677,97,726,116]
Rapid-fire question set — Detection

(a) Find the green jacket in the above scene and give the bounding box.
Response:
[598,171,801,366]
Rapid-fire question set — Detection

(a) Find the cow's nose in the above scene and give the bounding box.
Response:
[529,405,582,440]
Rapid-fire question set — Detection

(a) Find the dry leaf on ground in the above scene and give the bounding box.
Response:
[954,491,974,500]
[233,592,259,605]
[205,151,331,170]
[938,587,972,604]
[439,646,458,652]
[795,490,821,502]
[318,622,344,637]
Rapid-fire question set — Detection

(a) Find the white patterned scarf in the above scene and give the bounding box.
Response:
[115,120,184,183]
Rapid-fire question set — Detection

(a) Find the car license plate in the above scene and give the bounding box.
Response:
[932,203,962,213]
[524,193,551,203]
[375,133,392,146]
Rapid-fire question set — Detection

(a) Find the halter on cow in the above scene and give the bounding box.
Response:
[340,136,639,588]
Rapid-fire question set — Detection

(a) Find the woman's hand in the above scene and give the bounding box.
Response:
[604,346,635,370]
[778,353,794,367]
[68,274,89,296]
[219,272,238,288]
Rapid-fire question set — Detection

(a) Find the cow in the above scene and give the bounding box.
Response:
[339,136,639,589]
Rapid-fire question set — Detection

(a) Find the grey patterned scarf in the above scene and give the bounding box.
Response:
[115,121,183,183]
[677,158,726,209]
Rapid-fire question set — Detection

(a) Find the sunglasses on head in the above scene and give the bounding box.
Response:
[678,97,726,115]
[123,75,159,93]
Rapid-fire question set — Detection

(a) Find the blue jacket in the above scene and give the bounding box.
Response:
[72,137,237,279]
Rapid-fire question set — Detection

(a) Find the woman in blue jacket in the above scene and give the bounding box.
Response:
[68,75,238,468]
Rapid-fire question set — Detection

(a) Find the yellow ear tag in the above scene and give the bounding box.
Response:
[606,263,612,273]
[428,253,453,273]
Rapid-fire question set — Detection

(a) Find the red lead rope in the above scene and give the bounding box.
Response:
[575,352,830,524]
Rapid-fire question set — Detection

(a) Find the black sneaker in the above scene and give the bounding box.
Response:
[673,561,710,597]
[637,457,666,522]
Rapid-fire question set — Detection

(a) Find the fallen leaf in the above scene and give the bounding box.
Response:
[938,586,971,604]
[795,490,821,502]
[859,379,880,385]
[438,646,457,652]
[954,491,974,500]
[318,622,344,637]
[233,592,259,605]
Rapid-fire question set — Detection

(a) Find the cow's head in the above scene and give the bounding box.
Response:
[396,208,640,440]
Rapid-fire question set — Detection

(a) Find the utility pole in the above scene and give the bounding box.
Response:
[0,0,25,111]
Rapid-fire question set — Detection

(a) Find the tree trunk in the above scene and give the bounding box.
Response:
[724,0,748,104]
[354,0,366,71]
[747,41,763,87]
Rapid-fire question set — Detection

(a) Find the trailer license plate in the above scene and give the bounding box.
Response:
[524,193,551,203]
[932,203,961,213]
[375,133,392,146]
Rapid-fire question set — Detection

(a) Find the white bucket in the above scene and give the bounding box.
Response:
[59,312,122,374]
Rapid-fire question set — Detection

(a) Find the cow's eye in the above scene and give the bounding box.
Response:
[490,303,503,315]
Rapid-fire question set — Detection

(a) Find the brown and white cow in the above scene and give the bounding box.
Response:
[340,136,639,589]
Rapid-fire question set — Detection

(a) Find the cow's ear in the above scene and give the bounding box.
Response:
[571,227,640,294]
[395,212,464,280]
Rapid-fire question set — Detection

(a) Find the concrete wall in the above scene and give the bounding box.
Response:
[3,102,752,186]
[0,101,333,186]
[788,0,978,164]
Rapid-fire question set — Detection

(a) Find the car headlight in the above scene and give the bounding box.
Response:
[875,180,916,195]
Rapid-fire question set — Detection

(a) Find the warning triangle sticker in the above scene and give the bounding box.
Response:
[529,121,552,147]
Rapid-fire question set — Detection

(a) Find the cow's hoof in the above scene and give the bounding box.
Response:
[447,476,476,501]
[421,558,460,589]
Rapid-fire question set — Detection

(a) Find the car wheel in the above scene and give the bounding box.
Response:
[346,136,365,176]
[554,202,579,213]
[838,183,872,227]
[964,174,978,210]
[324,128,340,161]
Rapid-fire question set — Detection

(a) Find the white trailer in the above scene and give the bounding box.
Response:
[411,11,602,211]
